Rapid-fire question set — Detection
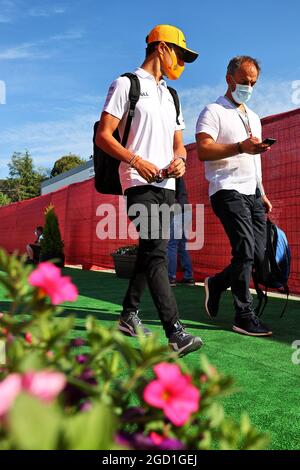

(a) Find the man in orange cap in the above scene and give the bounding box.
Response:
[96,25,202,356]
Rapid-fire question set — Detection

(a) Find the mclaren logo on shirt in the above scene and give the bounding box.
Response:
[140,92,150,97]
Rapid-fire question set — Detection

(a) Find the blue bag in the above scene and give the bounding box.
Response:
[253,218,291,317]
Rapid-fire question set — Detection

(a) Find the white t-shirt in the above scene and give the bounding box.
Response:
[103,67,185,193]
[35,233,43,244]
[196,96,262,197]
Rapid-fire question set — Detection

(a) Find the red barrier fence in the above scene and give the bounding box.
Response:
[0,108,299,294]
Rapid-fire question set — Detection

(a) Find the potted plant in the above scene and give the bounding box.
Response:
[40,204,65,267]
[111,245,138,279]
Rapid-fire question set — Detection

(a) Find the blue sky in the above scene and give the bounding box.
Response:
[0,0,300,178]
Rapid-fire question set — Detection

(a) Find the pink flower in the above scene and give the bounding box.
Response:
[76,354,88,364]
[0,374,22,418]
[150,432,164,445]
[80,401,92,412]
[22,371,66,402]
[25,332,33,344]
[200,374,208,384]
[6,334,14,344]
[0,371,66,418]
[46,351,54,359]
[143,362,200,427]
[28,262,78,305]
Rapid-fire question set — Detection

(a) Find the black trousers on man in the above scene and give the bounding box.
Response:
[122,185,179,336]
[210,188,266,318]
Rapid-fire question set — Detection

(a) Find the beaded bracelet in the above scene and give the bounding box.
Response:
[129,154,140,168]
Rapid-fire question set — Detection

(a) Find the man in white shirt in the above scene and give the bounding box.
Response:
[26,226,44,264]
[96,24,203,356]
[196,56,273,337]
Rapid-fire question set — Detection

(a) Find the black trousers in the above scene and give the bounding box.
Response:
[210,188,267,318]
[29,244,41,263]
[122,185,179,336]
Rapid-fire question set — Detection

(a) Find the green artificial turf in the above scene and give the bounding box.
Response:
[1,267,300,450]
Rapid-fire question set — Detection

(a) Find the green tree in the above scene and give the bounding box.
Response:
[50,154,85,178]
[7,151,46,201]
[0,191,11,206]
[40,204,64,265]
[0,179,13,199]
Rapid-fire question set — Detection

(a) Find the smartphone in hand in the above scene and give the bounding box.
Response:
[262,138,277,146]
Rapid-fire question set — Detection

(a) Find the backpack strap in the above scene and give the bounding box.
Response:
[267,218,287,285]
[259,287,269,317]
[120,73,141,147]
[280,285,289,318]
[167,86,180,126]
[267,219,290,317]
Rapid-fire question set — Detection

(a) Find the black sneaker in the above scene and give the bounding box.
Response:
[168,322,203,357]
[177,278,195,286]
[119,311,152,337]
[204,276,222,318]
[169,278,177,287]
[233,314,273,337]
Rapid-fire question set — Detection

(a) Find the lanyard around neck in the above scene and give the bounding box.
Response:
[224,96,262,190]
[237,109,253,138]
[224,96,253,137]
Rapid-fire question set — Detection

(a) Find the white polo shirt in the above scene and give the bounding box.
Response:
[103,67,185,193]
[196,96,262,197]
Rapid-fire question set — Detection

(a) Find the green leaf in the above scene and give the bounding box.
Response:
[63,403,117,450]
[17,352,46,373]
[206,402,225,428]
[9,393,61,450]
[240,412,251,435]
[198,430,212,450]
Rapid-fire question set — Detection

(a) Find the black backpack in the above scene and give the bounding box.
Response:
[253,218,291,317]
[93,73,180,195]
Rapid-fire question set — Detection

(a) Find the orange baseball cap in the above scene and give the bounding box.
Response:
[146,24,199,63]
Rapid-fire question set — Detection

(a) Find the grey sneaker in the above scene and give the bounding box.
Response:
[233,314,272,337]
[119,311,152,337]
[168,322,203,357]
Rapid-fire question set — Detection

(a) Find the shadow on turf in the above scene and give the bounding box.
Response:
[64,306,223,333]
[1,266,299,345]
[64,268,300,346]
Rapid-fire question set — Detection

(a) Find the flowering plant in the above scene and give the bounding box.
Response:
[113,245,138,256]
[0,249,269,450]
